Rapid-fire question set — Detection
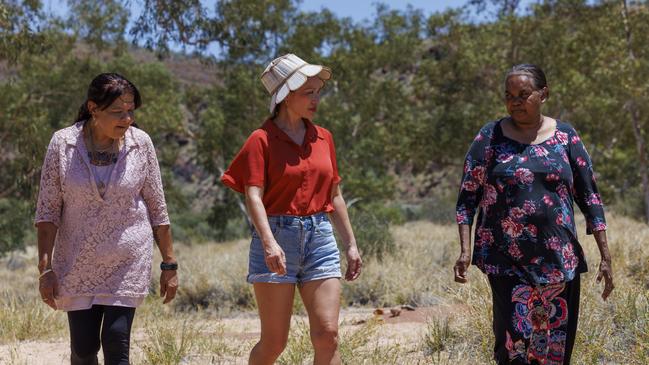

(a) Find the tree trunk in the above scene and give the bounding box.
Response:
[620,0,649,223]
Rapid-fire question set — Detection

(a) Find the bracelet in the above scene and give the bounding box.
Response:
[39,269,53,279]
[160,262,178,271]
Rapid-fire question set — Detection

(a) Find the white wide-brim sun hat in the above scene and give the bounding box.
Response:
[261,54,332,113]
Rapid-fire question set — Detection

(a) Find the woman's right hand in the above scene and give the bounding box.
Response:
[264,241,287,275]
[39,271,59,310]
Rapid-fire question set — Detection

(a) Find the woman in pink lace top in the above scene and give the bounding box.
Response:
[35,73,178,365]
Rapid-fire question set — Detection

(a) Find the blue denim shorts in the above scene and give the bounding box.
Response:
[247,213,342,284]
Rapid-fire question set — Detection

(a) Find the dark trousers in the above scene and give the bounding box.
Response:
[489,274,580,365]
[67,305,136,365]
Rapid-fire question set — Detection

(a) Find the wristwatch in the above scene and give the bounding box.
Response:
[160,262,178,271]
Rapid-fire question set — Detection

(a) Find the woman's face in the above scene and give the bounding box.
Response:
[89,93,135,139]
[284,77,325,120]
[505,74,547,124]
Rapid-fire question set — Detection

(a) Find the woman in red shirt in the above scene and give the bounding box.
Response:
[222,54,362,365]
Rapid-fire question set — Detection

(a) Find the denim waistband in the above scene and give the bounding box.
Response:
[267,212,329,228]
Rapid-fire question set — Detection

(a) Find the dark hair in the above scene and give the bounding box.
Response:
[74,73,142,125]
[505,64,548,90]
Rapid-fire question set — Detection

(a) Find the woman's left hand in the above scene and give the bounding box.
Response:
[345,245,362,281]
[597,257,614,301]
[160,270,178,304]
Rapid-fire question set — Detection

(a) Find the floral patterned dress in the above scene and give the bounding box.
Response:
[456,118,606,284]
[456,118,607,364]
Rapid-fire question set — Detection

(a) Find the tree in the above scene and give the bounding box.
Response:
[619,0,649,223]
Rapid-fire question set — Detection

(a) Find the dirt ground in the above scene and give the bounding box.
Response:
[0,305,459,365]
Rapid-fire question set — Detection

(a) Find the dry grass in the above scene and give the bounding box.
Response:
[0,213,647,364]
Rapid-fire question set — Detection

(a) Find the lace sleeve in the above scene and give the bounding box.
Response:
[141,136,170,227]
[35,133,64,227]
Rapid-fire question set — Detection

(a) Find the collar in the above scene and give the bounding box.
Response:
[262,118,322,144]
[64,121,140,149]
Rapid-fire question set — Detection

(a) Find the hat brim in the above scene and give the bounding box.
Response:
[269,65,332,113]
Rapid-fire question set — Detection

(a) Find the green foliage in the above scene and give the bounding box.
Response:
[0,293,67,341]
[347,202,403,260]
[0,199,31,254]
[141,320,198,365]
[66,0,129,51]
[422,317,457,358]
[3,0,649,254]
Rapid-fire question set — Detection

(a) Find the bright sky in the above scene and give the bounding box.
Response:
[42,0,538,56]
[44,0,540,23]
[299,0,470,19]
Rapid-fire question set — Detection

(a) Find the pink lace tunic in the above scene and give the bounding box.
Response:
[35,122,170,311]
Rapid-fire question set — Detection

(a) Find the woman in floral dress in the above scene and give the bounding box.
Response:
[454,64,614,365]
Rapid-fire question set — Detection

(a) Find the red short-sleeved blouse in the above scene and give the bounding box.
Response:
[221,119,342,216]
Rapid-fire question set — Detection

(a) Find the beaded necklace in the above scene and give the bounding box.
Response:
[86,123,120,194]
[87,123,119,166]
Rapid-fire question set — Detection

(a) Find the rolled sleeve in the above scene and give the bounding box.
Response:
[34,133,64,227]
[221,130,267,194]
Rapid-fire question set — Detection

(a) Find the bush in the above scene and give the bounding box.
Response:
[0,199,31,256]
[347,202,403,260]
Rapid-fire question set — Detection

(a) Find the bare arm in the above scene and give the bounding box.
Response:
[153,225,175,263]
[328,184,362,281]
[37,222,59,309]
[245,185,286,275]
[593,230,614,300]
[153,224,178,304]
[454,224,472,283]
[37,222,57,273]
[328,185,356,249]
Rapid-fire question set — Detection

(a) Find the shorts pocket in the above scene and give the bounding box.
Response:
[316,220,334,236]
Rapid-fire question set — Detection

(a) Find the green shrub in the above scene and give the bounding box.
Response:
[0,199,31,256]
[347,202,402,260]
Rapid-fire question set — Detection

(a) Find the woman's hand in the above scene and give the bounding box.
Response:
[39,271,59,310]
[344,245,362,281]
[597,256,614,301]
[264,241,287,275]
[453,253,471,284]
[160,269,178,304]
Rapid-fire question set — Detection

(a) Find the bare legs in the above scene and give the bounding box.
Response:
[300,278,342,365]
[248,278,341,365]
[248,283,295,365]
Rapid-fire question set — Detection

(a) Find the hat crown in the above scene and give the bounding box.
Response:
[261,54,308,95]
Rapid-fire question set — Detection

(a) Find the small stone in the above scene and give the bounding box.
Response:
[390,307,402,317]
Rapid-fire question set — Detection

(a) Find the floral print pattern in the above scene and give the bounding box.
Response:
[456,119,607,284]
[507,283,570,364]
